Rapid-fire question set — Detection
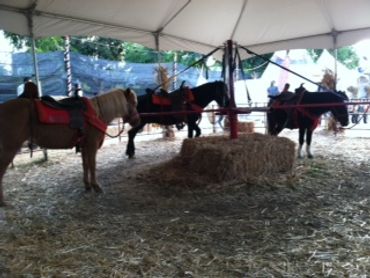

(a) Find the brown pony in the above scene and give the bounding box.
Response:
[0,88,140,206]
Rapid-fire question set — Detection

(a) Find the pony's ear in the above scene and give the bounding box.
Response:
[124,88,132,98]
[337,90,349,101]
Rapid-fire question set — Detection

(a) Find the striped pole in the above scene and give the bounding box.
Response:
[64,35,73,96]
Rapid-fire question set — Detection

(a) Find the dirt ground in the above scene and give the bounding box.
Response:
[1,129,370,277]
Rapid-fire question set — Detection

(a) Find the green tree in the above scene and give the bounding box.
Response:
[4,31,205,66]
[242,54,273,78]
[4,32,124,59]
[308,47,359,69]
[4,32,64,52]
[71,37,125,61]
[3,31,276,77]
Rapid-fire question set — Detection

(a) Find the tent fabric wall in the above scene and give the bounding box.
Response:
[0,51,222,103]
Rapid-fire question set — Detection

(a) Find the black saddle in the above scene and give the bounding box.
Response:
[41,95,87,111]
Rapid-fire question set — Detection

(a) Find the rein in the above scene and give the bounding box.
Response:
[341,104,369,130]
[295,93,319,122]
[104,124,126,138]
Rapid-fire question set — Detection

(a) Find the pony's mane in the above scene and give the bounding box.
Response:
[302,91,348,106]
[91,89,128,121]
[192,80,225,92]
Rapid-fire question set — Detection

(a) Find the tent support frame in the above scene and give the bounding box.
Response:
[225,40,238,139]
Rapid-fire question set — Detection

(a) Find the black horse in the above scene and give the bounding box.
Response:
[126,81,229,158]
[267,85,349,158]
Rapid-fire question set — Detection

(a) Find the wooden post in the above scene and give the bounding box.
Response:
[225,40,238,139]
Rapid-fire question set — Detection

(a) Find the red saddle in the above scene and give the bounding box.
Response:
[151,87,195,106]
[151,95,172,106]
[35,100,71,124]
[34,98,107,133]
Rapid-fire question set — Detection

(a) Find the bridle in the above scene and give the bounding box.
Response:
[95,90,138,138]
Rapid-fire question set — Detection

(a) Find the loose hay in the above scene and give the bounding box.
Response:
[147,133,295,186]
[1,132,370,277]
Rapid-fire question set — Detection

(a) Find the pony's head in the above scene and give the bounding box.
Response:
[330,91,349,127]
[123,88,140,127]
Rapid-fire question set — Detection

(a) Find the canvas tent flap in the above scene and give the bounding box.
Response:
[1,0,370,57]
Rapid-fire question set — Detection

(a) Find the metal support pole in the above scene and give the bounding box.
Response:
[173,51,178,90]
[332,29,338,91]
[25,2,42,96]
[27,4,47,161]
[30,38,42,95]
[226,40,238,139]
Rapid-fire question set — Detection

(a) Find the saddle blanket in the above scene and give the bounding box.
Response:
[152,95,171,106]
[35,98,107,133]
[151,87,195,106]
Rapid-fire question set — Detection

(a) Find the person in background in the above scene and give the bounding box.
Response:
[267,80,280,98]
[281,83,290,93]
[73,82,83,98]
[17,76,32,96]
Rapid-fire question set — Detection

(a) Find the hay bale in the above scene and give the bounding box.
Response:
[223,120,255,134]
[237,121,254,133]
[180,133,295,182]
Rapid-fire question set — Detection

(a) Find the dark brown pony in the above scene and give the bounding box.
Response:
[267,86,349,158]
[0,88,140,206]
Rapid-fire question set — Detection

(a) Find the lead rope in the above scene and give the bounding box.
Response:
[341,103,370,130]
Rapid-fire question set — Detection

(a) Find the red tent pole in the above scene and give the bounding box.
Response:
[226,40,238,139]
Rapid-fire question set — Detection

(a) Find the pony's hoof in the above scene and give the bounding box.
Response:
[0,200,6,207]
[93,186,103,194]
[126,152,134,159]
[128,154,135,159]
[307,154,314,159]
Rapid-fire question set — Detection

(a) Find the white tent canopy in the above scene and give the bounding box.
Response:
[1,0,370,57]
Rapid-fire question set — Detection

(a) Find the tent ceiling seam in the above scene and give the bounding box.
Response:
[231,0,248,40]
[0,5,152,36]
[155,0,191,34]
[314,0,337,47]
[0,4,221,52]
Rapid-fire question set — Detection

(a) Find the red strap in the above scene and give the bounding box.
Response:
[83,98,107,133]
[152,95,172,106]
[184,87,195,102]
